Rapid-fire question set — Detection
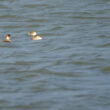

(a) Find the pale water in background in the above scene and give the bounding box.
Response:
[0,0,110,110]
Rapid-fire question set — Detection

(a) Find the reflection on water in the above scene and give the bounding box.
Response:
[0,0,110,110]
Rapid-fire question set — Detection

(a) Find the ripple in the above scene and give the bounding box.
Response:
[23,3,50,8]
[26,19,49,23]
[97,43,110,47]
[102,67,110,72]
[74,61,95,66]
[0,25,21,29]
[0,4,9,9]
[98,35,108,38]
[72,16,110,20]
[0,15,22,19]
[50,26,63,31]
[0,99,7,104]
[14,61,37,65]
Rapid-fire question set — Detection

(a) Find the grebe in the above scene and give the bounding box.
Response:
[29,31,42,40]
[0,34,11,42]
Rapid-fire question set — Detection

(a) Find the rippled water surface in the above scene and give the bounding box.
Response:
[0,0,110,110]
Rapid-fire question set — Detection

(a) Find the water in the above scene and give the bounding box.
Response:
[0,0,110,110]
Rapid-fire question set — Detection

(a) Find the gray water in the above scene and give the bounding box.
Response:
[0,0,110,110]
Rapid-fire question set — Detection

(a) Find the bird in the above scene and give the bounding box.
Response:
[0,34,12,43]
[29,31,42,40]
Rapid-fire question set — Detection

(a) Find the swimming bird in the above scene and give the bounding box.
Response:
[29,31,42,40]
[0,34,11,42]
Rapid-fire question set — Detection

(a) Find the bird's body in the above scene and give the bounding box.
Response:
[32,35,42,40]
